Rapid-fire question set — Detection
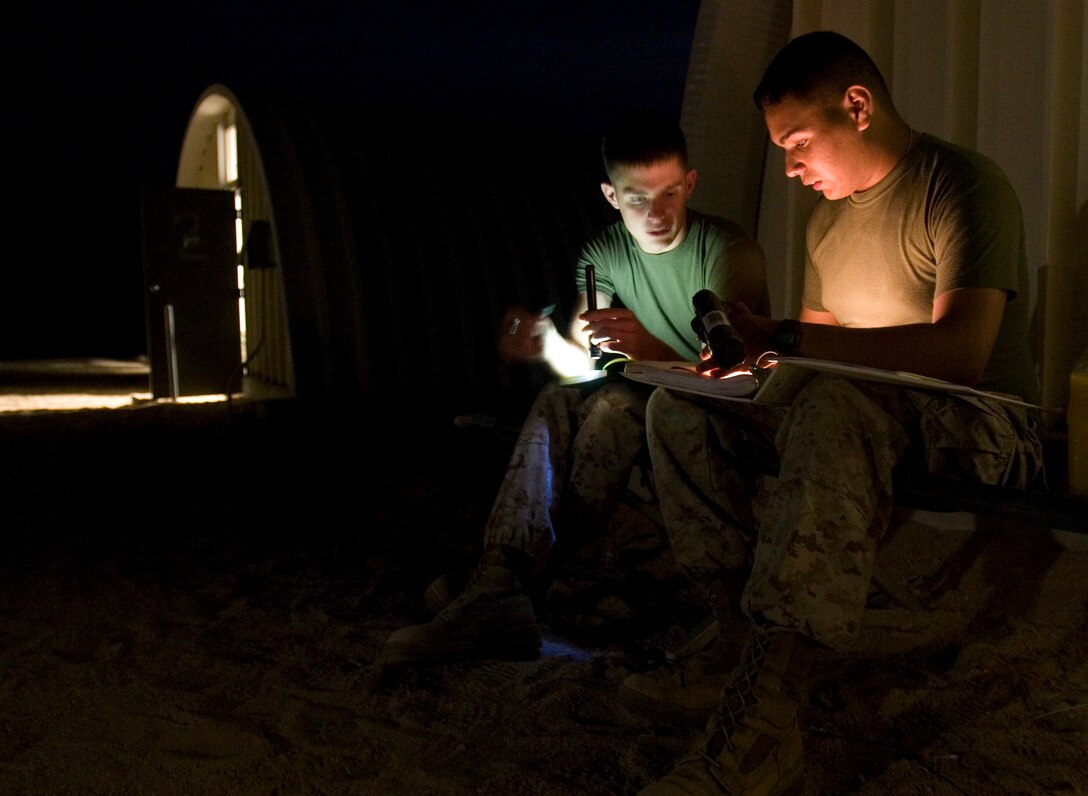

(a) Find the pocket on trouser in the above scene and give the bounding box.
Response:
[919,395,1042,488]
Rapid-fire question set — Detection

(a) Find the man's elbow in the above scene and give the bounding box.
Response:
[940,341,995,386]
[951,361,986,387]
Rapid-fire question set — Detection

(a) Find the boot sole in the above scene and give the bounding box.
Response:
[380,626,542,667]
[618,683,717,729]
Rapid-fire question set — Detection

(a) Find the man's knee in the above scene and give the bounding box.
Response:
[791,374,869,415]
[646,387,690,437]
[581,381,650,420]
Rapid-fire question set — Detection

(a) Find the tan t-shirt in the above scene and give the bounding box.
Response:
[803,133,1037,401]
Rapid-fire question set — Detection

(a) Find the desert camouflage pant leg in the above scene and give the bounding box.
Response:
[646,386,785,582]
[745,376,917,646]
[650,374,1043,649]
[483,379,651,572]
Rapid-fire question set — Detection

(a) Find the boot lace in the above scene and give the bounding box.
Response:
[703,627,770,760]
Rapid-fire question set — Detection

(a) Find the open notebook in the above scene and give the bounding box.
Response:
[622,357,1054,412]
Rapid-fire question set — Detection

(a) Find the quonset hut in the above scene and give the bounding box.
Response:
[162,1,1086,421]
[168,85,613,415]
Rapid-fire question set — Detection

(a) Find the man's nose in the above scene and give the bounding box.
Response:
[785,153,803,178]
[648,198,668,218]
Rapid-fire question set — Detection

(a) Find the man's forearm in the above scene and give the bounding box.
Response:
[789,321,992,385]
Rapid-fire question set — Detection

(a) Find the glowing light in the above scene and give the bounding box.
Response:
[0,360,235,414]
[218,123,238,185]
[540,636,594,662]
[697,366,760,380]
[0,393,233,414]
[0,394,150,413]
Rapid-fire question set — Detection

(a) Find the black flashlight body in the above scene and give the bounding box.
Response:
[692,289,746,370]
[585,264,601,359]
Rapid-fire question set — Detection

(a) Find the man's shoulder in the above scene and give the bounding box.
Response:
[915,133,1014,187]
[909,135,1023,229]
[581,219,634,252]
[583,219,635,243]
[685,209,755,243]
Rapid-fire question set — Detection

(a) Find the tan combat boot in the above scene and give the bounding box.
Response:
[380,546,541,667]
[620,577,749,728]
[637,626,818,795]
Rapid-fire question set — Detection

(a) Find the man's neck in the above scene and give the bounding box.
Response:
[859,120,914,193]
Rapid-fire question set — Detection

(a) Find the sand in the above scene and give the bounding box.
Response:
[0,397,1085,795]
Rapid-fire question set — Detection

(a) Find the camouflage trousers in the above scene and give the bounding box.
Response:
[647,374,1044,648]
[483,378,652,572]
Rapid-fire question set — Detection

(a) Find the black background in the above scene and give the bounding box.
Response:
[7,1,701,361]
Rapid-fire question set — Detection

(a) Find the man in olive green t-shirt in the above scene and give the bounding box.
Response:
[380,110,768,668]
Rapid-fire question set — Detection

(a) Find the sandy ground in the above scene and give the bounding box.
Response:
[0,390,1085,795]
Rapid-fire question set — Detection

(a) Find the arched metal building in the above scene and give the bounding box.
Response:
[170,0,1087,417]
[175,85,613,414]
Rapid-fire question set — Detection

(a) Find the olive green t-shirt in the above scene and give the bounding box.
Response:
[804,133,1037,401]
[575,210,768,361]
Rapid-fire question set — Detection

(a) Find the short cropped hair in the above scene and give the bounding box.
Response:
[753,30,891,111]
[601,110,688,179]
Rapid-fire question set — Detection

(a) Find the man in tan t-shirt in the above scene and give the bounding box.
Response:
[634,30,1044,796]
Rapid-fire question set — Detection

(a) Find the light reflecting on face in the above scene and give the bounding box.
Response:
[603,158,695,254]
[763,95,867,201]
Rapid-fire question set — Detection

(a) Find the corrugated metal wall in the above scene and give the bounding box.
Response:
[191,87,612,414]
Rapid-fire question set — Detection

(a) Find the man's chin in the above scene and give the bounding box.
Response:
[818,185,848,200]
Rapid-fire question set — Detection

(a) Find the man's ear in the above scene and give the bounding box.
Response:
[600,181,620,209]
[844,86,873,131]
[686,168,698,195]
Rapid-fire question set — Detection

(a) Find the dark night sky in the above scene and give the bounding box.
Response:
[7,1,701,361]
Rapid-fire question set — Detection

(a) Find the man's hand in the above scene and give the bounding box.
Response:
[697,288,1007,386]
[695,301,778,375]
[580,307,677,361]
[497,306,555,363]
[499,304,595,377]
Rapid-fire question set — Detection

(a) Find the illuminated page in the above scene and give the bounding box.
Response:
[623,358,1054,411]
[621,361,765,401]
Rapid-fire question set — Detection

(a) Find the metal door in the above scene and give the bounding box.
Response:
[140,186,241,398]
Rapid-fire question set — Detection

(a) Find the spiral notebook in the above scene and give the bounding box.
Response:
[622,357,1053,411]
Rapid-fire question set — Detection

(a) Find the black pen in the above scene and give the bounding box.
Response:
[585,264,601,359]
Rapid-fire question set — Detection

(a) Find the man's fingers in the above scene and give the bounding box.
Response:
[586,318,638,338]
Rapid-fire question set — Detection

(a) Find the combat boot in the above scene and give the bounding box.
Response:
[423,569,470,614]
[380,546,541,667]
[620,576,749,728]
[637,625,818,796]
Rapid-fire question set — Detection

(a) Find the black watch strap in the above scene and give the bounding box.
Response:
[772,320,802,356]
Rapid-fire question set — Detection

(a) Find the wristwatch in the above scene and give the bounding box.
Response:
[772,320,802,356]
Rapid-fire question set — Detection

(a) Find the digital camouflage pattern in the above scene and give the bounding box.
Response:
[648,374,1044,648]
[483,378,652,572]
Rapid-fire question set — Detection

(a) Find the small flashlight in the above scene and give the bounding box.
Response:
[585,264,601,360]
